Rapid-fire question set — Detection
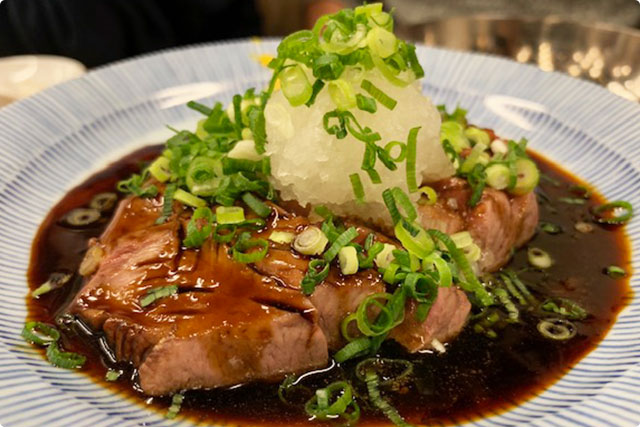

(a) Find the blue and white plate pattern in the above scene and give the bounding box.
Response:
[0,40,638,427]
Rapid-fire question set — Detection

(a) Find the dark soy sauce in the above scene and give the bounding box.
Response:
[27,146,632,426]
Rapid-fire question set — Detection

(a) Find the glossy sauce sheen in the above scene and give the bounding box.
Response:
[27,145,632,426]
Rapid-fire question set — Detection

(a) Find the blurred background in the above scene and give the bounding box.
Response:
[0,0,638,105]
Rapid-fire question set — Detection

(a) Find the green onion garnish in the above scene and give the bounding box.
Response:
[184,207,214,247]
[155,183,177,225]
[186,100,213,116]
[361,79,397,110]
[31,272,72,298]
[364,370,411,427]
[493,288,519,323]
[241,192,271,218]
[294,226,329,256]
[605,265,626,278]
[403,273,438,322]
[148,156,171,182]
[384,141,406,162]
[301,259,330,295]
[305,79,325,107]
[116,172,158,198]
[140,285,178,308]
[405,126,420,193]
[174,188,206,208]
[356,93,377,113]
[592,200,633,225]
[21,321,60,346]
[541,298,587,320]
[558,197,586,205]
[394,219,434,259]
[428,229,494,306]
[213,224,237,243]
[537,318,576,341]
[349,173,365,203]
[165,393,184,419]
[232,232,268,263]
[324,227,359,262]
[105,369,122,382]
[527,247,554,269]
[540,222,562,234]
[304,381,359,423]
[334,337,371,363]
[328,79,357,110]
[216,206,245,225]
[46,341,86,369]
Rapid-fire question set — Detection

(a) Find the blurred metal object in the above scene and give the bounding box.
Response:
[399,16,640,102]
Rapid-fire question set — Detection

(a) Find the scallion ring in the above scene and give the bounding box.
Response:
[592,200,633,225]
[384,141,406,162]
[21,321,60,346]
[537,318,577,341]
[527,247,554,269]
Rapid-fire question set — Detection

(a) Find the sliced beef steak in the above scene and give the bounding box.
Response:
[418,177,539,272]
[70,197,328,396]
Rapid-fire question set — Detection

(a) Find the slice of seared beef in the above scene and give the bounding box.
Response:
[418,177,539,272]
[71,197,328,396]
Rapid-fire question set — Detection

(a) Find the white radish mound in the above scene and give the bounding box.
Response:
[264,70,454,227]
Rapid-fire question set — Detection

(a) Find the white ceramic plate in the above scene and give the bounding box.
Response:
[0,40,638,427]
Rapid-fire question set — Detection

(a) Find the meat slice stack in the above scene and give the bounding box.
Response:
[70,177,538,396]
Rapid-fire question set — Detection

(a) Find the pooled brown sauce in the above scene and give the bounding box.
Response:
[27,145,632,426]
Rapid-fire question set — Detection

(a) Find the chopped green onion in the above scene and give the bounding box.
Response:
[440,121,469,153]
[281,64,313,106]
[384,141,406,162]
[184,207,214,247]
[356,93,377,113]
[328,79,357,110]
[324,227,358,262]
[31,272,72,298]
[527,247,554,269]
[304,381,358,422]
[165,393,184,419]
[541,298,587,320]
[502,269,537,305]
[116,173,158,198]
[375,243,397,269]
[355,358,414,387]
[403,273,438,322]
[89,192,118,213]
[334,337,371,363]
[366,26,397,58]
[370,53,412,87]
[364,370,411,427]
[339,246,359,275]
[485,163,511,190]
[464,127,490,146]
[294,226,329,256]
[361,79,397,110]
[558,197,587,205]
[389,187,417,222]
[349,173,365,203]
[213,224,237,243]
[46,341,86,369]
[174,188,206,208]
[232,232,268,263]
[148,157,171,182]
[417,186,437,205]
[460,143,488,174]
[592,200,633,225]
[422,253,452,288]
[355,293,399,336]
[140,285,178,308]
[216,206,245,224]
[21,321,60,346]
[537,318,577,341]
[569,184,591,199]
[105,369,122,382]
[405,127,420,193]
[540,222,562,234]
[605,265,626,278]
[428,229,494,306]
[187,100,213,116]
[394,219,434,259]
[301,259,330,295]
[305,79,325,107]
[269,230,295,244]
[494,288,519,323]
[155,183,177,225]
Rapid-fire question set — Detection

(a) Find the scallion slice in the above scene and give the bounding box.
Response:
[328,79,357,110]
[349,173,365,203]
[405,127,420,193]
[428,229,494,306]
[394,219,434,259]
[537,318,577,341]
[384,141,406,162]
[232,232,268,263]
[105,369,122,382]
[365,370,411,427]
[592,200,633,225]
[324,227,359,262]
[242,192,272,218]
[140,285,178,308]
[174,189,207,208]
[541,297,587,320]
[21,321,60,346]
[281,64,313,107]
[184,207,214,247]
[216,206,245,224]
[301,259,330,295]
[269,230,295,244]
[294,226,329,256]
[46,341,86,369]
[361,79,397,110]
[155,183,177,225]
[334,337,371,363]
[339,246,359,275]
[165,393,184,419]
[356,94,377,113]
[605,265,626,278]
[148,156,171,182]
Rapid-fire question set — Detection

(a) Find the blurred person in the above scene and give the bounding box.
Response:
[0,0,345,68]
